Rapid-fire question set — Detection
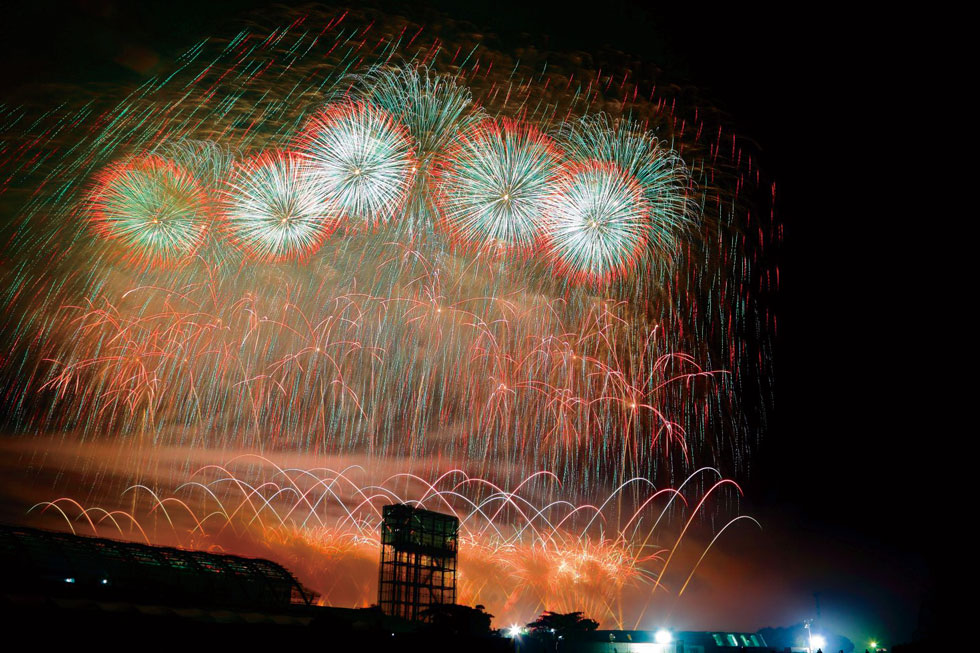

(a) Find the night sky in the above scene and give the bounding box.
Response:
[1,1,934,648]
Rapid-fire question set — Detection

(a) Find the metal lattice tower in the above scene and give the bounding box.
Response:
[377,504,458,621]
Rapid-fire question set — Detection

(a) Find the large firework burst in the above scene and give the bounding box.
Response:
[353,65,484,164]
[222,150,337,262]
[350,65,486,225]
[561,114,697,260]
[437,118,561,256]
[87,155,211,267]
[543,160,652,284]
[295,101,416,230]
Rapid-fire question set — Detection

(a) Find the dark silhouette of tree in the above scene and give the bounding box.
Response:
[526,611,599,637]
[421,603,494,637]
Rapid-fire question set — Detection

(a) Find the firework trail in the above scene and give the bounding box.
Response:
[0,4,778,626]
[25,454,757,628]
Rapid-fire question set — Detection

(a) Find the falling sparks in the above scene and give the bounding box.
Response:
[0,4,778,629]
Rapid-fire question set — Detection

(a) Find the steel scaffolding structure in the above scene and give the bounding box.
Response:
[377,504,458,621]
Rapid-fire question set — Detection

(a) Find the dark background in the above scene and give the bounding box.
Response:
[1,0,934,644]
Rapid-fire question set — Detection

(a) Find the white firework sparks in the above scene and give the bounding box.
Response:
[437,118,560,255]
[222,150,337,262]
[295,101,416,229]
[543,160,652,284]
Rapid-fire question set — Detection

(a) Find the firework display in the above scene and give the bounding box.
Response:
[295,101,417,229]
[349,65,486,226]
[223,150,338,261]
[542,160,652,283]
[0,5,777,630]
[87,155,212,267]
[561,114,696,260]
[437,118,559,255]
[353,65,484,161]
[25,454,755,628]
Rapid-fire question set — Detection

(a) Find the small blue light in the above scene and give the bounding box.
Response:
[64,577,75,584]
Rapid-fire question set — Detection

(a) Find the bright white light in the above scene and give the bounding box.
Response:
[507,625,522,638]
[811,634,827,649]
[297,102,416,229]
[655,629,673,644]
[64,577,75,583]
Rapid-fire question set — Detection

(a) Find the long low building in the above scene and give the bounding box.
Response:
[541,629,771,652]
[0,522,510,650]
[0,523,315,610]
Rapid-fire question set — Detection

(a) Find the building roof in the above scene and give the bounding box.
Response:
[0,523,313,610]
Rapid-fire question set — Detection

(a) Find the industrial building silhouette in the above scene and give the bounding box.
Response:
[0,522,314,610]
[1,513,772,651]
